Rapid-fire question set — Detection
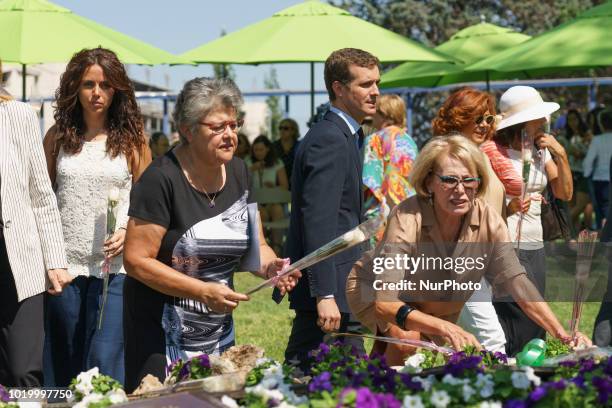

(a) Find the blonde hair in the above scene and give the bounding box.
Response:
[409,135,489,198]
[377,94,406,128]
[0,87,12,102]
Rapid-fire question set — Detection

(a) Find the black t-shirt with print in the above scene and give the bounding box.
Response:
[124,150,253,366]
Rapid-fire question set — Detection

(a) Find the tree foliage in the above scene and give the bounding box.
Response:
[329,0,606,145]
[264,67,283,140]
[212,29,236,81]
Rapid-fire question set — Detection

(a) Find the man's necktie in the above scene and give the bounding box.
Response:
[356,127,365,150]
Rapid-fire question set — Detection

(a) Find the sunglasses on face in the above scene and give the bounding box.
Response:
[475,114,495,126]
[435,174,481,191]
[279,126,293,131]
[199,119,244,135]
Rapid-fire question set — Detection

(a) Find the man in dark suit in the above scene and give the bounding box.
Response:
[593,155,612,346]
[281,48,380,369]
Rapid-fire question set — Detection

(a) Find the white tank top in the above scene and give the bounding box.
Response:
[55,140,131,278]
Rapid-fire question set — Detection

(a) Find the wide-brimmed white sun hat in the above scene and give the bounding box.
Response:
[496,86,560,131]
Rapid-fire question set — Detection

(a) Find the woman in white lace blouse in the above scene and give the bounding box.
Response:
[42,48,151,386]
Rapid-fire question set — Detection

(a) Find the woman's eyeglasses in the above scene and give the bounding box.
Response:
[279,125,293,131]
[435,174,481,190]
[200,119,244,135]
[475,115,495,126]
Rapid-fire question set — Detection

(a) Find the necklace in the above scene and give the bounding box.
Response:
[180,148,223,208]
[202,189,218,208]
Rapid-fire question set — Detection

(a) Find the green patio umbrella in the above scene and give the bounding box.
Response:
[466,1,612,74]
[180,0,454,115]
[0,0,190,100]
[381,22,530,89]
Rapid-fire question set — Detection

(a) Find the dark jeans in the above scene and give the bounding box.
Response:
[0,238,44,387]
[44,274,125,386]
[593,248,612,347]
[284,310,364,373]
[494,248,546,357]
[592,180,610,229]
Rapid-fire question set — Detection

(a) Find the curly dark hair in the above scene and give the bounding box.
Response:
[432,87,496,140]
[53,47,145,158]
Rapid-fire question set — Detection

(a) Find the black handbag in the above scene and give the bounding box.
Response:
[541,184,572,241]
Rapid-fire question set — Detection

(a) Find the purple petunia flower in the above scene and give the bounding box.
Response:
[355,388,378,408]
[198,354,210,369]
[374,392,402,408]
[267,398,280,407]
[549,379,567,390]
[493,351,508,364]
[445,355,483,376]
[528,386,547,402]
[571,375,586,389]
[178,362,190,380]
[592,376,612,405]
[308,371,333,393]
[504,399,528,408]
[0,385,9,403]
[579,359,596,374]
[399,373,424,392]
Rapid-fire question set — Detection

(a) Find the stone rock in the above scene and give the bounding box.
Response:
[133,374,165,395]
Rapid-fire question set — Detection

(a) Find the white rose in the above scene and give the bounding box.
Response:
[108,187,121,203]
[522,148,533,162]
[343,228,366,245]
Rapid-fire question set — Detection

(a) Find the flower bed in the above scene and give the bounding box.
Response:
[230,341,612,408]
[3,341,609,407]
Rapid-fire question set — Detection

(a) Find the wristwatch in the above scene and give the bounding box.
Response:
[395,303,414,330]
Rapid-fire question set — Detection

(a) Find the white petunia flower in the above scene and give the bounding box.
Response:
[523,366,541,386]
[403,394,425,408]
[511,371,531,389]
[480,385,495,399]
[413,375,436,392]
[255,358,272,366]
[265,389,285,403]
[475,373,494,388]
[405,353,426,368]
[107,389,128,404]
[462,384,476,402]
[76,392,104,407]
[264,364,283,378]
[74,367,100,396]
[221,395,240,408]
[430,390,451,408]
[479,401,502,408]
[259,377,280,389]
[442,374,464,386]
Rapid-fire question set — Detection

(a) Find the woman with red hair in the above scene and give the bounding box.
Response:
[431,87,510,354]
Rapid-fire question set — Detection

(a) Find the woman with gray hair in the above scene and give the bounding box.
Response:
[346,135,589,364]
[122,77,300,391]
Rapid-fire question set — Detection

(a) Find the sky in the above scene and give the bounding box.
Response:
[52,0,332,134]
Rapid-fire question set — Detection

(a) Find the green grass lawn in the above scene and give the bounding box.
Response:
[233,273,603,362]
